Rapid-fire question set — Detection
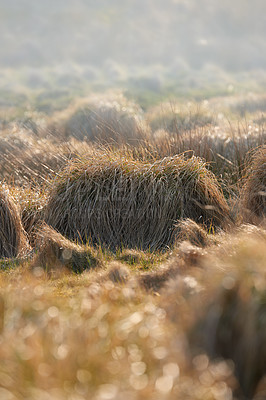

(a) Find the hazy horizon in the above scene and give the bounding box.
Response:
[1,0,266,71]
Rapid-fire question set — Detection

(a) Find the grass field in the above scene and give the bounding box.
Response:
[0,88,265,400]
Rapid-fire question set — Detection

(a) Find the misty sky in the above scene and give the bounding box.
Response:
[1,0,266,73]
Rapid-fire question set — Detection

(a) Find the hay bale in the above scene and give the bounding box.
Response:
[32,224,99,273]
[242,146,266,222]
[65,96,149,144]
[44,153,230,250]
[0,186,29,258]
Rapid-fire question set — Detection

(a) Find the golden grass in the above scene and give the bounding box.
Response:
[146,101,214,132]
[32,223,100,274]
[174,218,212,247]
[0,263,236,400]
[241,145,266,222]
[0,94,266,399]
[0,185,30,258]
[9,186,48,247]
[1,224,265,399]
[45,152,230,250]
[63,93,150,144]
[160,223,266,398]
[0,128,96,187]
[144,124,266,191]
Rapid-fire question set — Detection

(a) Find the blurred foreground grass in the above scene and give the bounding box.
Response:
[0,223,265,399]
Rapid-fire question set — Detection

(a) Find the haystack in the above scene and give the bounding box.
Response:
[44,153,230,250]
[65,96,149,144]
[242,146,266,222]
[0,186,29,258]
[32,223,99,273]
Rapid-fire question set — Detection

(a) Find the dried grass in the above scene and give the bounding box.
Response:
[160,223,266,398]
[147,102,214,132]
[0,186,30,258]
[104,261,130,284]
[45,152,230,250]
[32,223,99,273]
[201,232,266,398]
[138,262,180,293]
[64,95,150,144]
[241,145,266,222]
[0,129,95,186]
[174,218,211,247]
[9,186,47,247]
[145,124,266,190]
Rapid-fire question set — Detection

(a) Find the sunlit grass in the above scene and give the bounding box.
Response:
[0,90,265,399]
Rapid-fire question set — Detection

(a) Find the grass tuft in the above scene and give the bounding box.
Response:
[241,145,266,222]
[0,185,30,258]
[64,94,150,144]
[32,223,100,273]
[174,218,212,247]
[45,152,230,250]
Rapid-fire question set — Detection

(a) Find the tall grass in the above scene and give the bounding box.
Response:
[145,124,266,192]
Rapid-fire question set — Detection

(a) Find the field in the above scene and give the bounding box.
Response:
[0,84,265,400]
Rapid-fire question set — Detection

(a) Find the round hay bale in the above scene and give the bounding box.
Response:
[44,154,230,250]
[0,186,29,258]
[242,146,266,222]
[65,96,150,144]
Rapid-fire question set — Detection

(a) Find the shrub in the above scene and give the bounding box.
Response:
[0,186,30,258]
[45,152,230,250]
[241,146,266,222]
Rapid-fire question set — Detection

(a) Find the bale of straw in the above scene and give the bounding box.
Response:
[0,186,30,258]
[44,153,230,250]
[65,97,149,144]
[242,146,266,222]
[32,224,99,273]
